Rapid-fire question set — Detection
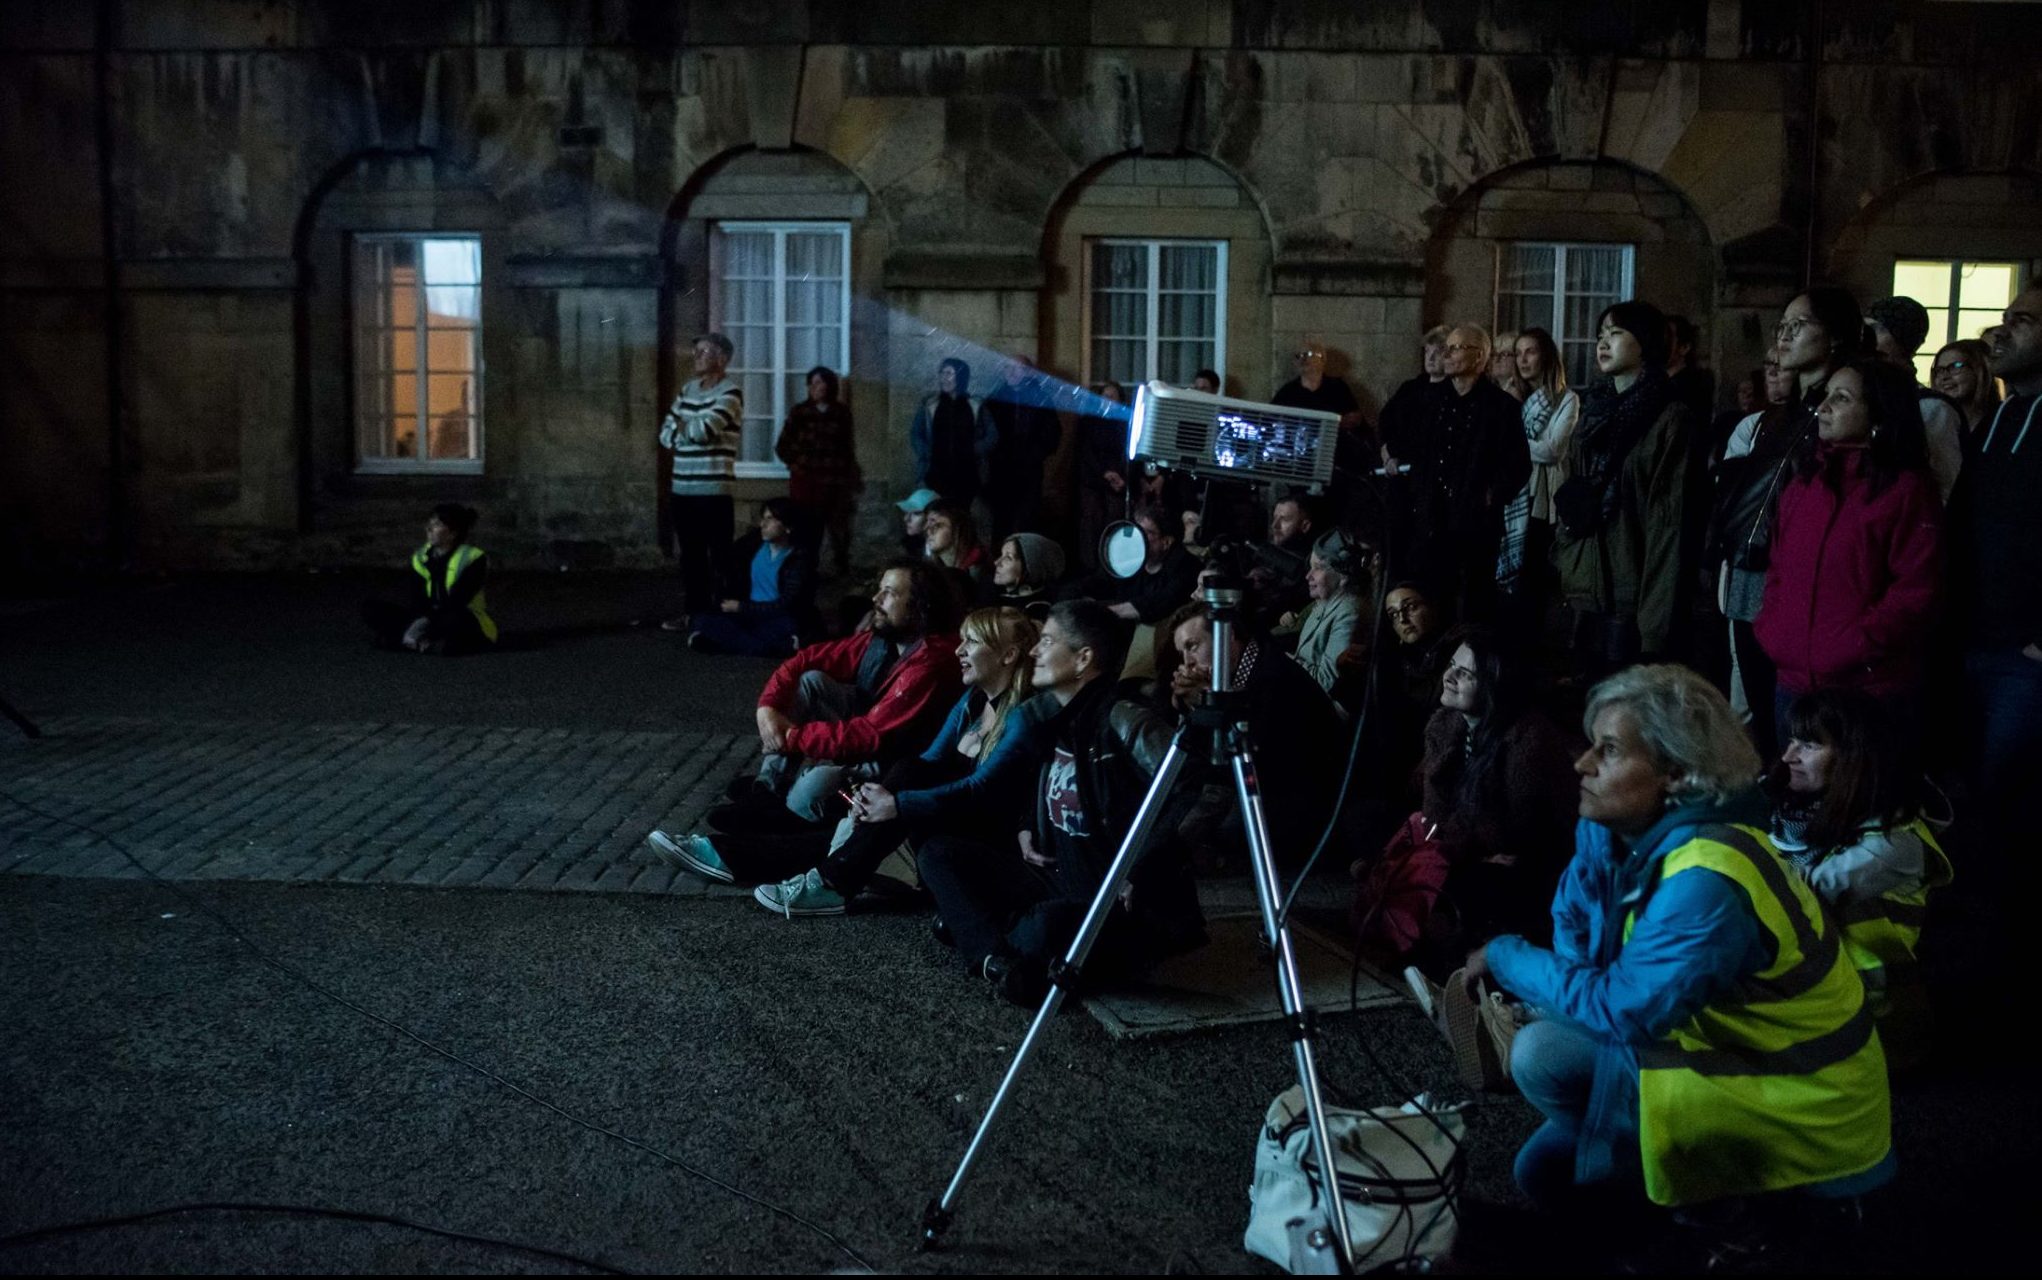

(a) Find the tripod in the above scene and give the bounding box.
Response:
[920,577,1358,1271]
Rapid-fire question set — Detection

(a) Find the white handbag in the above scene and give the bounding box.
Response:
[1244,1086,1466,1273]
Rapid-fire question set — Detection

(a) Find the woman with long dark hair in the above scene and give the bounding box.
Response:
[775,365,862,575]
[1551,300,1693,678]
[1710,289,1864,749]
[1496,327,1578,626]
[1931,338,2000,435]
[1412,626,1579,964]
[1769,689,1952,1068]
[1754,355,1940,737]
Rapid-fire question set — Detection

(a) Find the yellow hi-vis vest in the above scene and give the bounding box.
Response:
[1625,824,1891,1207]
[412,543,498,642]
[1826,818,1952,978]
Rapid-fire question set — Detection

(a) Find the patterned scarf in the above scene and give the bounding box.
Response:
[1494,387,1563,590]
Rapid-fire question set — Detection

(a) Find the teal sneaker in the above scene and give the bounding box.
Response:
[752,868,847,918]
[645,829,734,884]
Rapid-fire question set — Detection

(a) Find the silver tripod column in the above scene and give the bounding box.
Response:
[1209,605,1357,1267]
[921,581,1356,1272]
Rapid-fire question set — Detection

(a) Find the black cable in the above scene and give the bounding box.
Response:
[0,787,878,1275]
[1274,465,1398,929]
[0,1201,628,1273]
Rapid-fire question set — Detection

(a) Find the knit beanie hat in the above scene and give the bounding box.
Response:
[1867,296,1931,357]
[1596,300,1671,369]
[1005,532,1067,590]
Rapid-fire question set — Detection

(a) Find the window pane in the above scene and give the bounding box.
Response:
[1892,261,1952,307]
[354,235,484,469]
[1958,262,2017,310]
[1094,243,1147,291]
[1957,309,2004,341]
[1502,244,1556,294]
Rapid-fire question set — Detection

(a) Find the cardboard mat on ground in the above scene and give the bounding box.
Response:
[1084,912,1401,1039]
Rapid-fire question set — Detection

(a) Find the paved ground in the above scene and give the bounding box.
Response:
[0,573,2031,1273]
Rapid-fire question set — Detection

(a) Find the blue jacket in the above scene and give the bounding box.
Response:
[895,689,1059,824]
[1488,790,1773,1184]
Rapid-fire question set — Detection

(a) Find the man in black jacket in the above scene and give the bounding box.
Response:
[1381,325,1531,626]
[1166,606,1343,870]
[919,598,1204,1004]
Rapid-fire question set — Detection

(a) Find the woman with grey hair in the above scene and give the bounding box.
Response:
[1462,664,1892,1219]
[1288,529,1372,700]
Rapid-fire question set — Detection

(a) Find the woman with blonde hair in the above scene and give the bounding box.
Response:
[752,606,1058,916]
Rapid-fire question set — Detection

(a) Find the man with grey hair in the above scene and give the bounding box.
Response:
[1382,323,1530,624]
[1462,664,1891,1222]
[658,332,744,624]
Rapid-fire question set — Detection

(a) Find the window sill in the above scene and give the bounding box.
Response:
[355,460,485,477]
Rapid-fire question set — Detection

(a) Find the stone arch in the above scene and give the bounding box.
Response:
[1038,149,1277,400]
[1825,169,2042,322]
[660,144,887,482]
[1425,157,1718,386]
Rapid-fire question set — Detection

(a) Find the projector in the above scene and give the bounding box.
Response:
[1126,380,1339,493]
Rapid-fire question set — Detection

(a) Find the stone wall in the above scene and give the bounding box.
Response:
[2,0,2038,574]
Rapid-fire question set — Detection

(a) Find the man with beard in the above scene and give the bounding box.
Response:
[646,561,962,882]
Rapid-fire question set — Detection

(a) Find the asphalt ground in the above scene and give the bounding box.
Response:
[0,572,2031,1273]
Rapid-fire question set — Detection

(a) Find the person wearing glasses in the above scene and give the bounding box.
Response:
[1930,338,1999,435]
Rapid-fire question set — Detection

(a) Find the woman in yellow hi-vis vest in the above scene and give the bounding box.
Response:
[1771,688,1953,1070]
[1464,666,1892,1216]
[362,504,498,656]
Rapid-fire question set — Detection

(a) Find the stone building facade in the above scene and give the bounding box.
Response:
[2,1,2038,574]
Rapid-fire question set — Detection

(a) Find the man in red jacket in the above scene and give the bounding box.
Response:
[647,559,963,883]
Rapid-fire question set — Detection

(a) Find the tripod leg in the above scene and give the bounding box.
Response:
[921,733,1196,1249]
[1231,744,1358,1271]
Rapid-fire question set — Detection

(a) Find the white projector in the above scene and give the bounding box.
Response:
[1126,380,1340,493]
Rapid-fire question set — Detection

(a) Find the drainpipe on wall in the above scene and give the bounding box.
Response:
[94,0,129,571]
[1803,0,1823,289]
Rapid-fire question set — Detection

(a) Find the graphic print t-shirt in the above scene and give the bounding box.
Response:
[1041,744,1090,873]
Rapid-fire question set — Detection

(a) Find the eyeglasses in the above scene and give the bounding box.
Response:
[1775,318,1815,341]
[1294,349,1325,361]
[1932,360,1971,374]
[1385,602,1428,621]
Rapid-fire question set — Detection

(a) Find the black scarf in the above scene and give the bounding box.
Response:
[1568,364,1673,532]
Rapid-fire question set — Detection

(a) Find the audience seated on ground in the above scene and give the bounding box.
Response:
[1770,688,1951,1070]
[362,503,498,656]
[1282,529,1371,706]
[923,498,988,586]
[919,599,1205,1006]
[1472,665,1892,1218]
[1403,626,1580,971]
[1070,501,1202,626]
[645,559,962,880]
[685,497,818,657]
[984,532,1064,621]
[1364,580,1453,824]
[1163,601,1345,872]
[737,606,1056,915]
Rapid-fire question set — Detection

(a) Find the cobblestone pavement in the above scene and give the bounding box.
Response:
[0,716,759,895]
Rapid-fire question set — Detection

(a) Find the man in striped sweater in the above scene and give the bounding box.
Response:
[658,333,744,622]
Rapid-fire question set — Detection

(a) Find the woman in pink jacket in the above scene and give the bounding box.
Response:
[1755,356,1940,747]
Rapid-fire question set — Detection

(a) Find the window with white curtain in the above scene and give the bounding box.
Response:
[1496,243,1635,388]
[1086,239,1227,388]
[709,221,851,470]
[1890,258,2024,384]
[352,234,483,472]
